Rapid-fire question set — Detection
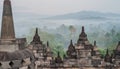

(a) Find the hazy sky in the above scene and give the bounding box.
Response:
[0,0,120,15]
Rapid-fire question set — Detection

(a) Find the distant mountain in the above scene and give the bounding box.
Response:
[44,11,120,20]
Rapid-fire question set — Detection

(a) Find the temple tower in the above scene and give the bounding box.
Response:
[0,0,26,52]
[1,0,15,40]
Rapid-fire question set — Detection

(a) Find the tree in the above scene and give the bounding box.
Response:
[69,25,76,38]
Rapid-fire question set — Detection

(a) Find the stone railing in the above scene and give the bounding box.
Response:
[0,58,33,69]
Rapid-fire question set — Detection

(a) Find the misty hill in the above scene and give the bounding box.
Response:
[44,11,120,20]
[0,10,120,51]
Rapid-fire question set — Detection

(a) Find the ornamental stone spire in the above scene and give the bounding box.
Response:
[31,28,42,44]
[1,0,15,39]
